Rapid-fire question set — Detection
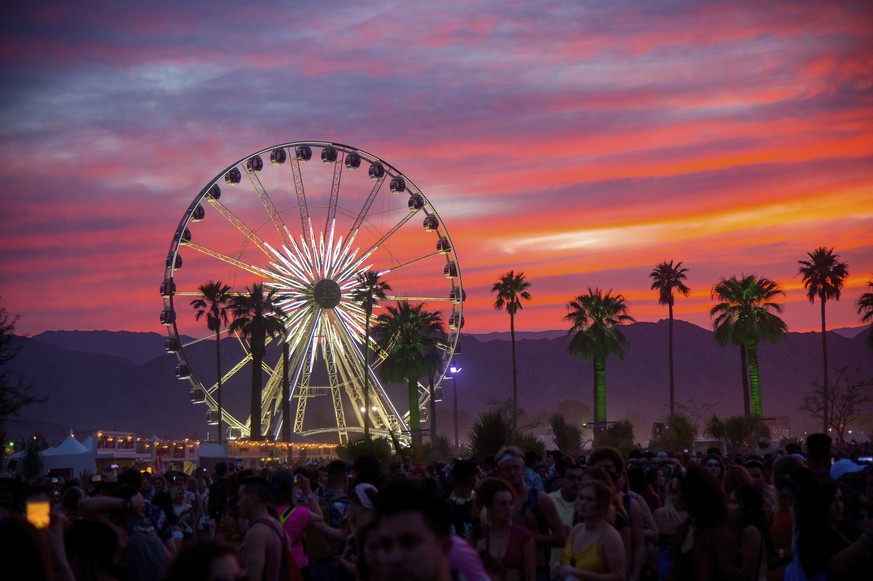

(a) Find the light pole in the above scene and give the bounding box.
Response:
[449,365,462,448]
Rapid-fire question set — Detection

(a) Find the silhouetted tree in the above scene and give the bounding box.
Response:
[491,271,532,435]
[799,247,849,432]
[350,271,391,439]
[565,288,635,423]
[373,301,444,446]
[649,260,691,416]
[191,281,232,443]
[857,278,873,351]
[710,275,787,417]
[229,283,285,439]
[0,299,44,436]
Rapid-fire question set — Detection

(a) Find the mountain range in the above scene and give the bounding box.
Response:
[5,322,872,447]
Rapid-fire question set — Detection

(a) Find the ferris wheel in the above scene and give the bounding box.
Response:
[160,141,463,444]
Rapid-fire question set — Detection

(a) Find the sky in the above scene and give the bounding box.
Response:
[1,0,872,338]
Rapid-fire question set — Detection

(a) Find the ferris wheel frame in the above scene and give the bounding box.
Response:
[160,141,463,444]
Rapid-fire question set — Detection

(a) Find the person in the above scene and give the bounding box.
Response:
[727,484,771,581]
[209,462,231,523]
[80,483,170,581]
[770,454,806,574]
[548,461,585,565]
[703,454,726,484]
[581,466,633,569]
[552,480,626,581]
[272,469,324,580]
[588,447,653,581]
[237,476,301,581]
[171,484,195,540]
[162,539,243,581]
[467,477,535,581]
[65,517,125,580]
[118,467,176,554]
[743,457,777,520]
[805,433,833,482]
[652,476,687,581]
[311,460,351,581]
[446,458,479,539]
[495,445,565,581]
[374,478,454,581]
[671,464,744,580]
[787,469,873,580]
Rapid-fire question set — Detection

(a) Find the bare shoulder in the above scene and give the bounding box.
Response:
[247,520,277,545]
[742,525,762,544]
[537,490,557,509]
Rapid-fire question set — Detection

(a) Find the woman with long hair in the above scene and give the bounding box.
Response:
[727,484,772,581]
[786,468,873,581]
[467,477,535,581]
[672,464,744,580]
[552,480,626,581]
[652,476,688,581]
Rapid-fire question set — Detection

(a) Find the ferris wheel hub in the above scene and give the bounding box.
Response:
[313,278,342,309]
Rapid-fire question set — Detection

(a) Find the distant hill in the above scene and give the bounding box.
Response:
[7,322,873,445]
[33,330,171,365]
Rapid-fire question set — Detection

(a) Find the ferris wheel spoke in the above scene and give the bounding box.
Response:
[355,209,421,268]
[246,169,292,249]
[325,154,344,235]
[288,157,314,248]
[345,175,387,243]
[332,313,408,434]
[182,240,278,282]
[203,197,273,259]
[386,295,452,302]
[378,251,441,277]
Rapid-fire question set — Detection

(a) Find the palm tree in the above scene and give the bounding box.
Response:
[564,288,635,423]
[350,271,391,439]
[798,247,849,432]
[191,281,232,443]
[228,283,286,440]
[649,260,691,416]
[858,278,873,351]
[373,301,444,446]
[491,270,532,435]
[710,274,787,417]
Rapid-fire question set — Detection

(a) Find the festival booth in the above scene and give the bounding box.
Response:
[41,434,94,479]
[225,434,336,469]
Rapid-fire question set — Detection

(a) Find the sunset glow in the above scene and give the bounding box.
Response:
[1,1,871,338]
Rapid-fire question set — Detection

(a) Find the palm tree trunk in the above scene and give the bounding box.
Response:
[363,312,371,439]
[746,340,763,416]
[820,295,829,433]
[216,332,223,444]
[429,375,437,442]
[740,345,751,416]
[282,339,290,444]
[251,350,263,440]
[510,312,518,435]
[668,301,675,417]
[409,378,421,446]
[594,356,607,422]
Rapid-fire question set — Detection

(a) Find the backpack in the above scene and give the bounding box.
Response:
[523,488,551,569]
[207,479,229,520]
[256,518,304,581]
[302,492,346,561]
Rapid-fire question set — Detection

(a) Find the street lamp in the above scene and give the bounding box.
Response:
[448,365,462,448]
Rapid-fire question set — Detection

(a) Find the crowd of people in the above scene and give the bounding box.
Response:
[1,432,873,580]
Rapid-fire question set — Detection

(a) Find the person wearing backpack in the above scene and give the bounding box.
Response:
[238,476,303,581]
[495,445,566,581]
[310,460,351,581]
[272,468,325,581]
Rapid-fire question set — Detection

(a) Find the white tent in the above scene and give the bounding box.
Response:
[41,434,94,476]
